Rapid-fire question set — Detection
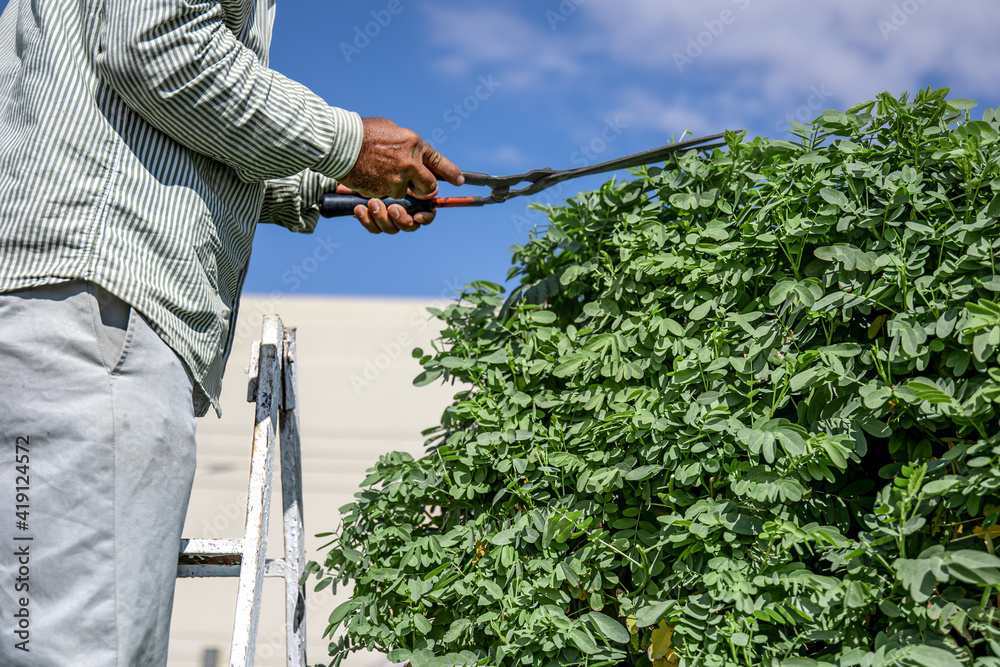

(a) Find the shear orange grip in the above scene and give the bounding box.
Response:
[431,197,480,207]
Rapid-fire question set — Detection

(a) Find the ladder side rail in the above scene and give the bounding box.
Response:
[279,327,307,667]
[229,315,284,667]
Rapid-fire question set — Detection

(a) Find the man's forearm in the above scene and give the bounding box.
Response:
[93,0,363,184]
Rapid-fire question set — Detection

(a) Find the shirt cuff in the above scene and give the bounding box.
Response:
[260,170,339,234]
[313,108,364,180]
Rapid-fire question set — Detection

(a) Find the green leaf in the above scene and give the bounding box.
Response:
[481,580,504,599]
[945,550,1000,585]
[690,300,714,320]
[897,645,964,667]
[481,348,509,364]
[413,368,444,387]
[894,557,939,603]
[908,379,956,405]
[947,98,978,110]
[584,611,631,644]
[387,649,412,663]
[327,599,361,632]
[936,309,960,338]
[413,613,432,635]
[790,367,826,393]
[769,279,798,306]
[568,628,599,654]
[879,600,900,618]
[813,244,873,271]
[820,187,850,208]
[548,452,580,468]
[442,619,472,643]
[440,356,473,370]
[625,464,662,481]
[553,353,592,378]
[985,192,1000,220]
[634,600,674,628]
[491,528,517,546]
[530,310,557,324]
[558,561,580,586]
[669,192,699,210]
[662,317,686,336]
[723,512,763,536]
[857,417,891,438]
[822,343,862,357]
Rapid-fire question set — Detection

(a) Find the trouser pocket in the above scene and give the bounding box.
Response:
[88,283,133,374]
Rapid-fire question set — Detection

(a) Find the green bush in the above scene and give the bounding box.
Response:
[310,89,1000,667]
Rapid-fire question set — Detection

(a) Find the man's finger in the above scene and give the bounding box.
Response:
[408,163,439,199]
[354,204,381,234]
[387,204,420,232]
[424,148,465,186]
[368,198,400,234]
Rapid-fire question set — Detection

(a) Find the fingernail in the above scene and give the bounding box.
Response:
[457,174,465,186]
[389,207,400,220]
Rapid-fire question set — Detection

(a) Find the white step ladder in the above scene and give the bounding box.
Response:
[177,315,307,667]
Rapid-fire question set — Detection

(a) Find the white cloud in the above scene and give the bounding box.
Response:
[421,1,1000,135]
[478,144,534,167]
[609,88,723,137]
[581,1,1000,106]
[420,4,581,88]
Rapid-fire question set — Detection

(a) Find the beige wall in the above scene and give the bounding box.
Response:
[167,295,458,667]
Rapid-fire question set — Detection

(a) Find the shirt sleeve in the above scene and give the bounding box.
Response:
[93,0,363,184]
[259,171,338,234]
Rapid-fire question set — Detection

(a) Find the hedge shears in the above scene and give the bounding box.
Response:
[319,132,726,218]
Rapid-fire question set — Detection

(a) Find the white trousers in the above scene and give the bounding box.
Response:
[0,282,197,666]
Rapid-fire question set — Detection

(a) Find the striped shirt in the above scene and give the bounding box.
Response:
[0,0,364,416]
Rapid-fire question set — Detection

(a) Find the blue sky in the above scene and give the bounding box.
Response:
[245,0,1000,299]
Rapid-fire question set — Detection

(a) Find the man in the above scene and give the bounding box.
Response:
[0,0,462,664]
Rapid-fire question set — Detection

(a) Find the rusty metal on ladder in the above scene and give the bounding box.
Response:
[177,315,307,667]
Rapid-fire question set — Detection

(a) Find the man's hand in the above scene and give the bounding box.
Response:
[338,117,464,234]
[333,184,437,234]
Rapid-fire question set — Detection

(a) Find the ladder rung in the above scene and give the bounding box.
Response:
[264,558,288,578]
[177,558,290,580]
[178,563,241,578]
[181,537,243,555]
[178,537,243,567]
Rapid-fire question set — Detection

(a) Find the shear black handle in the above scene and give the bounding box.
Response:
[319,194,436,218]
